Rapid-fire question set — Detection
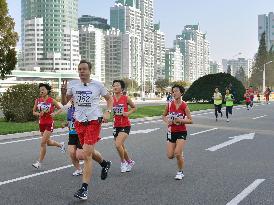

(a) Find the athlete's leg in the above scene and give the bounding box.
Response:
[226,106,229,119]
[38,130,51,162]
[174,139,186,171]
[115,132,128,162]
[68,145,81,170]
[166,141,176,159]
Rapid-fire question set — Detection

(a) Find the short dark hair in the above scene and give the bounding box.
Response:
[171,84,185,95]
[39,83,51,95]
[79,59,92,71]
[112,80,126,90]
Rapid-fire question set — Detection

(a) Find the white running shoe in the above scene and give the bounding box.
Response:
[174,171,184,180]
[32,161,41,169]
[120,162,128,173]
[72,169,83,176]
[126,160,135,172]
[226,119,230,122]
[59,142,66,153]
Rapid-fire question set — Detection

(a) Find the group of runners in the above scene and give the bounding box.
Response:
[32,60,193,200]
[213,85,271,122]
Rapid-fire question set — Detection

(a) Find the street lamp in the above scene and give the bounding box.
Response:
[263,61,272,92]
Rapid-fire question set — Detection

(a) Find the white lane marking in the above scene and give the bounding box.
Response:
[206,133,255,152]
[226,179,265,205]
[252,115,267,120]
[190,128,218,136]
[137,122,143,125]
[236,108,241,110]
[0,128,160,186]
[0,134,67,145]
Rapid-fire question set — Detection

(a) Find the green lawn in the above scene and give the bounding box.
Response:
[0,103,214,135]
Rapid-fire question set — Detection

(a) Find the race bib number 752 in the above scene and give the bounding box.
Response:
[75,91,92,107]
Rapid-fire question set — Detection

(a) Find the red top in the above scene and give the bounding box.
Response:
[113,95,131,128]
[35,97,55,124]
[244,93,251,102]
[166,101,187,132]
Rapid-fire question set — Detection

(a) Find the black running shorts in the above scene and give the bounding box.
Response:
[113,126,131,138]
[68,134,82,149]
[167,131,187,143]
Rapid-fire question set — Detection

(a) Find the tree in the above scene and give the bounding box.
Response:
[183,73,245,102]
[155,79,169,92]
[227,65,232,75]
[170,80,189,88]
[122,77,138,92]
[235,66,247,86]
[0,84,40,122]
[250,32,268,87]
[0,0,18,79]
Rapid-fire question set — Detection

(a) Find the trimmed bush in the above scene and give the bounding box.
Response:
[183,73,245,103]
[0,83,40,122]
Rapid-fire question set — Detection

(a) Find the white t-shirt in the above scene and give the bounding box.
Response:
[67,79,108,122]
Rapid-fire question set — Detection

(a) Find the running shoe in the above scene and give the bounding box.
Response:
[120,162,128,173]
[126,160,135,172]
[72,169,83,176]
[174,171,184,180]
[74,187,88,200]
[32,161,41,169]
[226,119,230,122]
[101,161,111,180]
[59,142,66,153]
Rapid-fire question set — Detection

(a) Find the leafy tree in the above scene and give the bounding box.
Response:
[0,84,40,122]
[155,79,169,92]
[170,80,189,88]
[250,32,268,87]
[227,65,232,75]
[183,73,245,102]
[235,66,247,86]
[122,77,138,92]
[0,0,18,79]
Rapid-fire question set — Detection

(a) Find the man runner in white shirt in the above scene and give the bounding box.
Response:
[61,60,113,200]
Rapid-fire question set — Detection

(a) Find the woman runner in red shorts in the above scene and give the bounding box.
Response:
[112,80,137,173]
[32,83,65,169]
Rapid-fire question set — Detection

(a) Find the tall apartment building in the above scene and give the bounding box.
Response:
[110,1,142,84]
[79,25,105,82]
[153,23,165,79]
[174,25,210,82]
[258,12,274,51]
[222,58,253,78]
[165,46,184,82]
[78,15,110,31]
[21,0,80,71]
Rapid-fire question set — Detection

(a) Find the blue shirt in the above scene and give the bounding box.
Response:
[67,106,77,135]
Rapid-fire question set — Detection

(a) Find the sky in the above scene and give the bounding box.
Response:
[6,0,274,63]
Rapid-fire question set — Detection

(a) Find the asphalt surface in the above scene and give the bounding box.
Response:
[0,103,273,205]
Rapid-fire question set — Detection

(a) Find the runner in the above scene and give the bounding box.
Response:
[112,80,136,173]
[61,60,113,200]
[244,89,251,110]
[213,87,223,121]
[32,83,65,169]
[162,85,193,180]
[224,89,234,122]
[264,86,271,104]
[256,88,260,102]
[248,86,254,107]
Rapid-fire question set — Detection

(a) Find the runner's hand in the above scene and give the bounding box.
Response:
[39,111,45,117]
[61,80,67,95]
[122,112,130,117]
[102,112,110,123]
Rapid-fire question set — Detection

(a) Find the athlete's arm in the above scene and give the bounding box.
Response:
[162,104,172,125]
[61,80,72,105]
[179,106,193,124]
[51,99,64,117]
[123,97,137,116]
[102,93,113,122]
[32,99,42,117]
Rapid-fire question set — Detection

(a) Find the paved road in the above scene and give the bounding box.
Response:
[0,103,273,205]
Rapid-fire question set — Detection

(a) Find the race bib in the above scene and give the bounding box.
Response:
[113,104,124,115]
[168,112,183,120]
[75,91,92,107]
[68,121,75,130]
